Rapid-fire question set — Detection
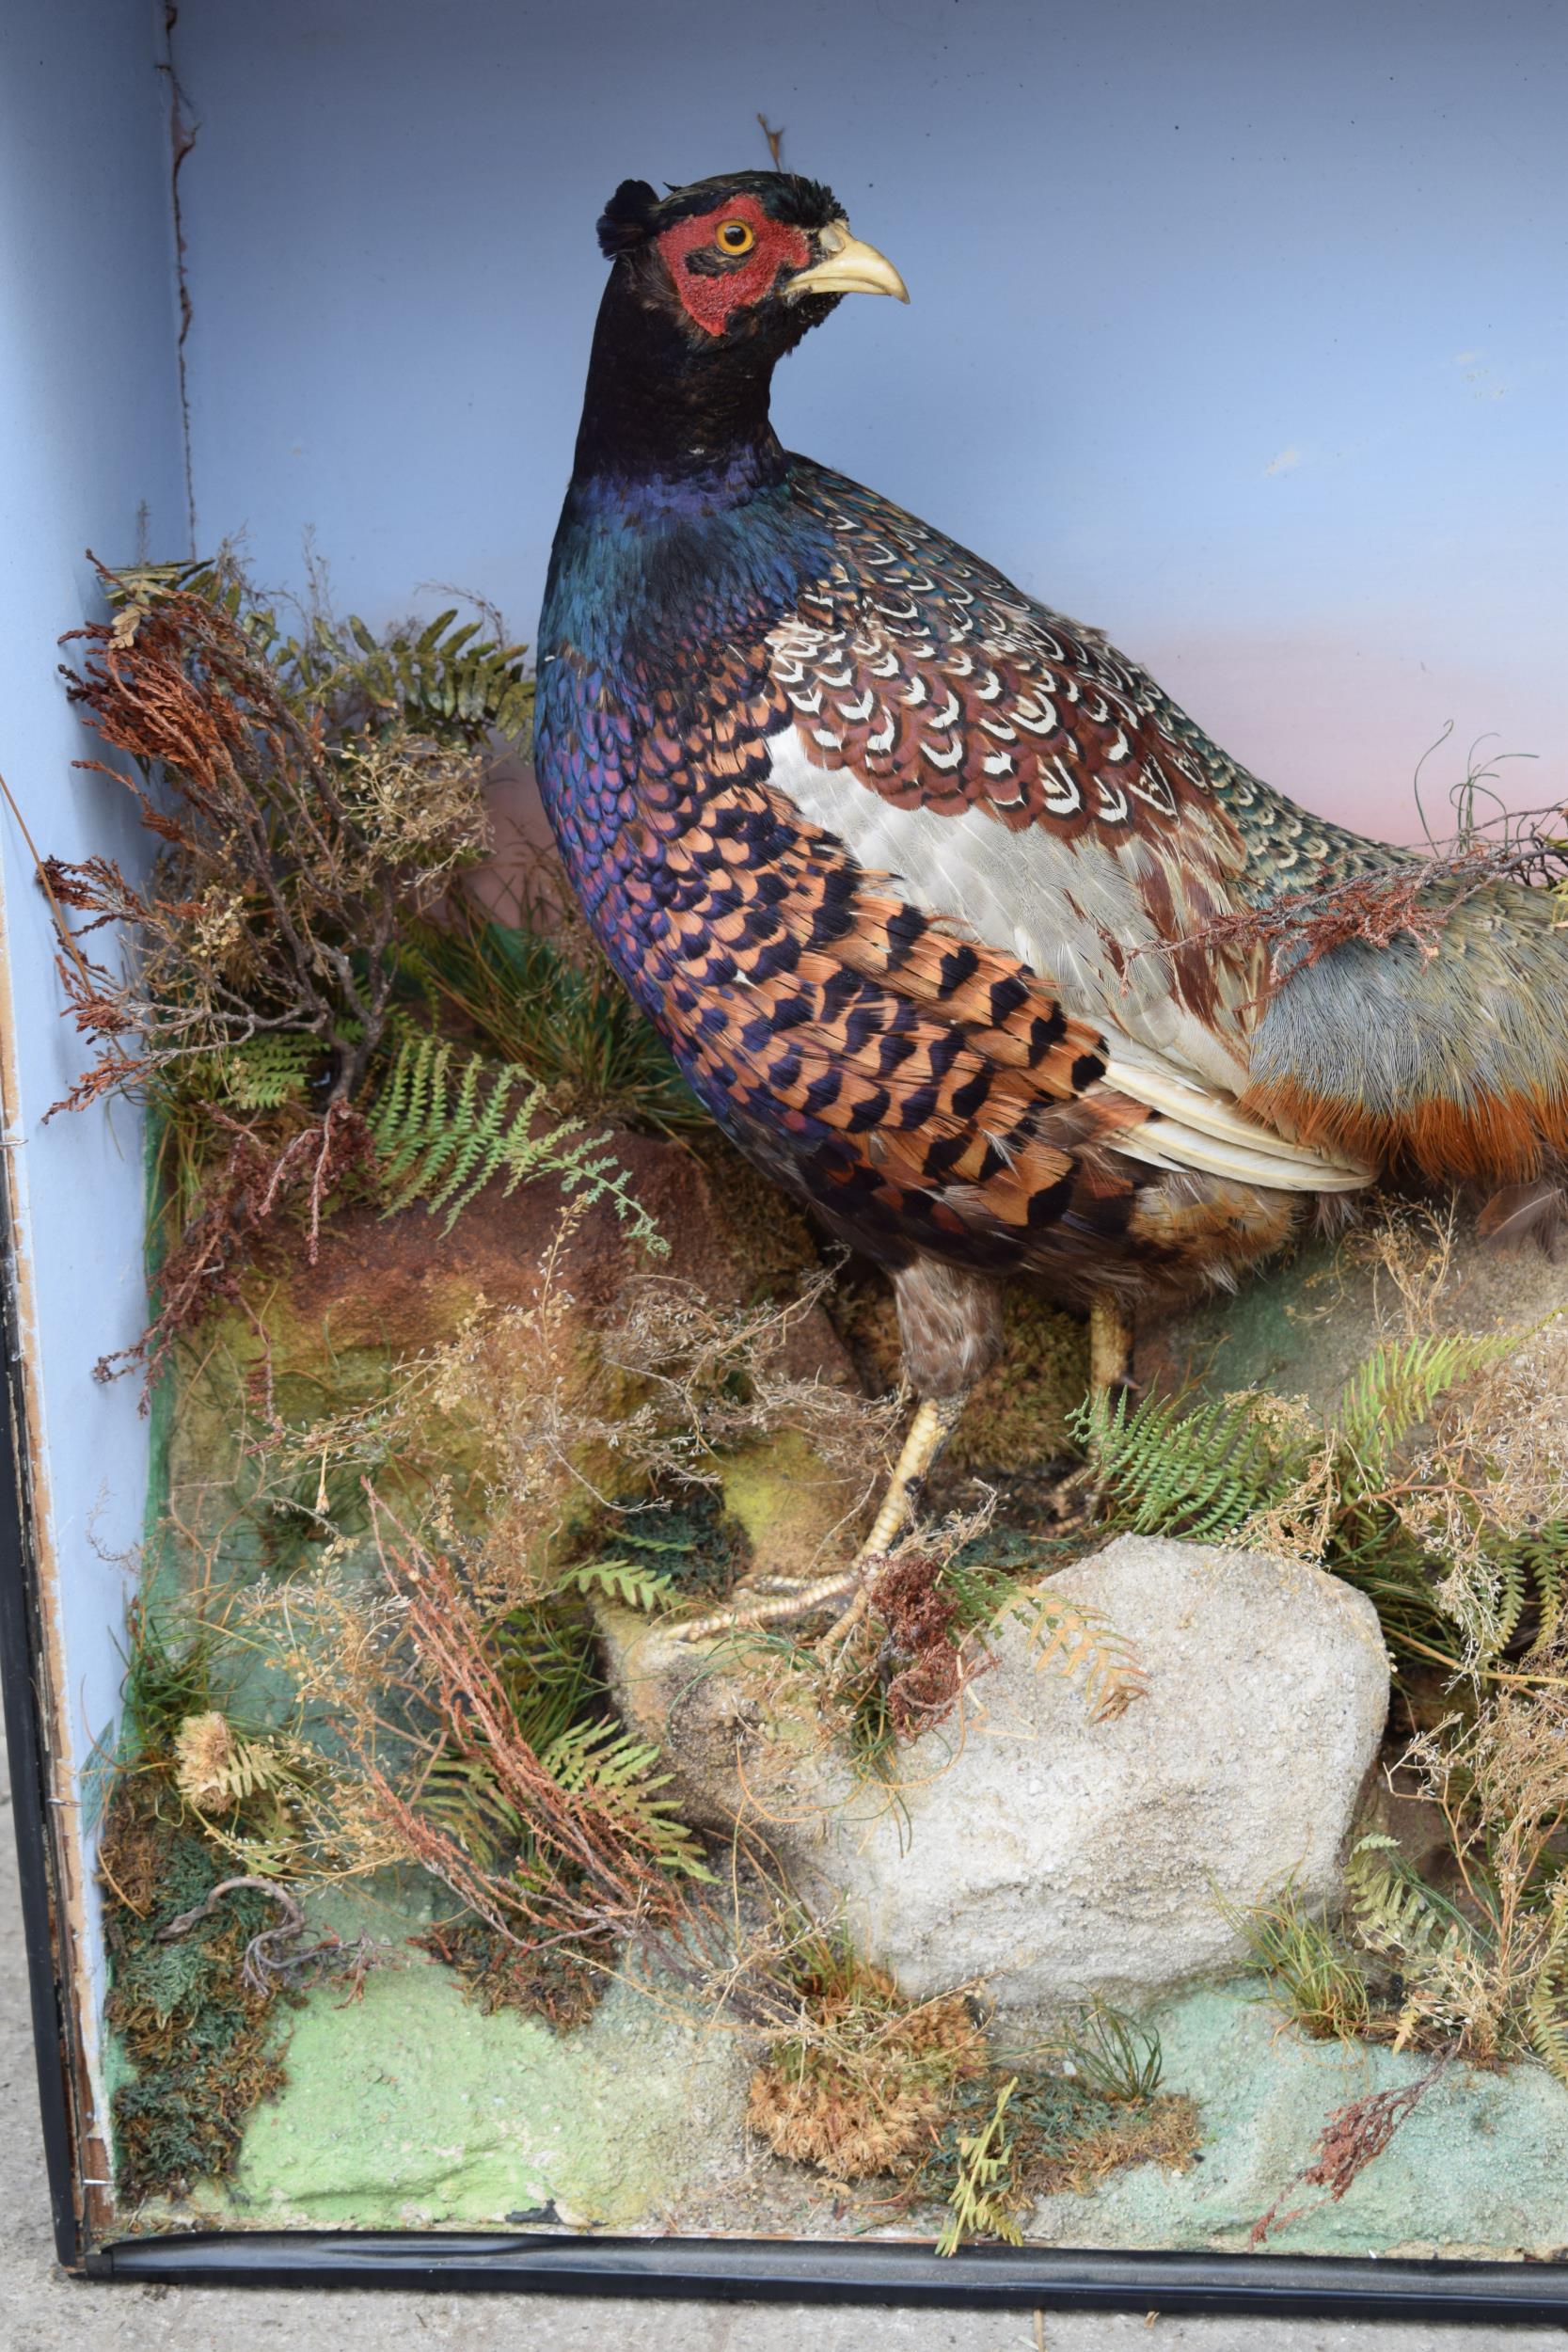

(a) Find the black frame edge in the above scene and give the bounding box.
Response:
[80,2231,1568,2319]
[0,1201,83,2271]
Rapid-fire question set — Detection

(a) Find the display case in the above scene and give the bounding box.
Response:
[2,0,1564,2319]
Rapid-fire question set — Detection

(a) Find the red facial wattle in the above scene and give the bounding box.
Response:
[657,196,811,337]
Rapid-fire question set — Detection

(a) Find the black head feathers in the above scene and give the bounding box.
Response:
[595,170,842,261]
[596,180,659,257]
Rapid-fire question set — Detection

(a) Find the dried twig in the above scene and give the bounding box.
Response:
[1132,804,1566,987]
[154,1870,408,2001]
[93,1101,376,1394]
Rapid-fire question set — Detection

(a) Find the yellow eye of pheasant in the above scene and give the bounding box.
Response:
[716,219,755,255]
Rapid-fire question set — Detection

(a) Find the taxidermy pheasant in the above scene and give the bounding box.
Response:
[534,169,1568,1635]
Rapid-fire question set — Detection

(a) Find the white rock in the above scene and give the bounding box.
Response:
[604,1534,1390,2014]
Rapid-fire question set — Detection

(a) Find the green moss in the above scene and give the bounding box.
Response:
[947,1293,1088,1475]
[721,1427,853,1579]
[101,1782,295,2201]
[215,1888,746,2230]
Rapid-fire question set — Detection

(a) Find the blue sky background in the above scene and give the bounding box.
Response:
[174,0,1565,841]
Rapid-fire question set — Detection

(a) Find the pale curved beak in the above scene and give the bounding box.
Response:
[784,221,910,305]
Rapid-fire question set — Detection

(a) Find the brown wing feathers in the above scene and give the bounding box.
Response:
[629,763,1156,1264]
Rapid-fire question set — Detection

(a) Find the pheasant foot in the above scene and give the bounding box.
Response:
[664,1392,968,1648]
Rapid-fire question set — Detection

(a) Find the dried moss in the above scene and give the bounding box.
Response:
[747,1946,986,2179]
[832,1275,1087,1476]
[749,1931,1199,2244]
[416,1915,610,2032]
[101,1779,295,2201]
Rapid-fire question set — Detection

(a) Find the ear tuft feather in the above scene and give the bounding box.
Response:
[597,180,659,257]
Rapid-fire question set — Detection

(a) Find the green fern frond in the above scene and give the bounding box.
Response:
[393,907,704,1138]
[1337,1332,1517,1467]
[183,1031,324,1110]
[105,559,534,751]
[1345,1832,1471,1962]
[542,1719,713,1881]
[558,1557,678,1613]
[1073,1387,1303,1544]
[416,1754,523,1871]
[1492,1524,1568,1657]
[489,1606,602,1760]
[1489,1543,1530,1653]
[364,1025,664,1248]
[309,604,534,747]
[1527,1885,1568,2088]
[543,1719,674,1804]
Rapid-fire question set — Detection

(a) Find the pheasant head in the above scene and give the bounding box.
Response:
[574,171,907,483]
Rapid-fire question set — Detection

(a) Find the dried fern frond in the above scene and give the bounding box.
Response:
[935,2075,1025,2255]
[359,1500,715,1944]
[40,551,546,1375]
[171,1711,315,1816]
[1011,1589,1148,1724]
[1345,1832,1468,1968]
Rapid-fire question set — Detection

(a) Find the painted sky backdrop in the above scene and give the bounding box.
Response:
[173,0,1565,843]
[0,0,194,2019]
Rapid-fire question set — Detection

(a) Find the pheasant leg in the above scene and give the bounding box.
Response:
[1088,1290,1134,1404]
[666,1391,967,1647]
[1061,1290,1137,1523]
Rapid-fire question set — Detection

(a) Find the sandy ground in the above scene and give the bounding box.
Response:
[6,1717,1568,2349]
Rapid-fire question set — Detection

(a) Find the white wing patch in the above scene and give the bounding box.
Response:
[765,730,1372,1196]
